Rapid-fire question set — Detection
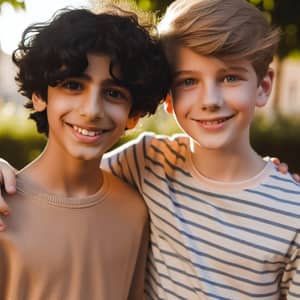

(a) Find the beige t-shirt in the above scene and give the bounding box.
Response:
[0,170,149,300]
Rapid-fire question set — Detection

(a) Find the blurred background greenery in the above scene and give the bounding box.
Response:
[0,0,299,174]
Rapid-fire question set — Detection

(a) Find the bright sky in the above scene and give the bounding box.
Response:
[0,0,90,55]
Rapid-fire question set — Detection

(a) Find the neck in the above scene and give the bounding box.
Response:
[190,139,265,182]
[21,144,103,197]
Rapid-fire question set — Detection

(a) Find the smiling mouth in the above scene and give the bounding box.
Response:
[72,125,104,137]
[197,115,235,125]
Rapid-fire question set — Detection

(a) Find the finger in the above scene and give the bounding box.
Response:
[0,196,10,216]
[270,157,280,166]
[277,162,288,174]
[0,171,11,216]
[1,164,17,194]
[0,218,7,232]
[292,173,300,183]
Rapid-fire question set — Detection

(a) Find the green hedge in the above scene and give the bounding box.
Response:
[250,115,300,174]
[0,115,46,169]
[0,111,299,174]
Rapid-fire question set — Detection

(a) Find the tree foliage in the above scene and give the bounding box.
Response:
[249,0,300,58]
[1,0,299,57]
[0,0,25,10]
[134,0,171,15]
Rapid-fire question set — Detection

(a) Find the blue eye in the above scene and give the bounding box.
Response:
[183,78,196,86]
[224,75,238,83]
[172,78,197,89]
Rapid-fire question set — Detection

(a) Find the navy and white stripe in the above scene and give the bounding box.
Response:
[103,133,300,299]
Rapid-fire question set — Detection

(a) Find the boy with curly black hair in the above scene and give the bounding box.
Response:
[0,5,170,299]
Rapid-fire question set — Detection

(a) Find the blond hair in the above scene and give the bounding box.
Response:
[92,0,157,34]
[158,0,280,81]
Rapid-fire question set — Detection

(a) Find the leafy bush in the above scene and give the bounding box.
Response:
[0,114,46,169]
[250,115,300,174]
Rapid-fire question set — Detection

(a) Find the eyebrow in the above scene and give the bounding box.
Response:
[72,74,121,86]
[172,70,198,77]
[173,66,249,78]
[223,66,249,73]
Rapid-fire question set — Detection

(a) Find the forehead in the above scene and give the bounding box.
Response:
[80,54,124,84]
[170,46,254,75]
[85,54,112,76]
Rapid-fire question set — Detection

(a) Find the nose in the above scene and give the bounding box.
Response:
[79,89,104,120]
[201,82,222,112]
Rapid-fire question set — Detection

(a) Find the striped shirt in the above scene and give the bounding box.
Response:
[103,133,300,300]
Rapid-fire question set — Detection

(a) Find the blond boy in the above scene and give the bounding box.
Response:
[103,0,300,298]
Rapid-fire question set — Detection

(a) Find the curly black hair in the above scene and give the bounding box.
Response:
[12,6,171,135]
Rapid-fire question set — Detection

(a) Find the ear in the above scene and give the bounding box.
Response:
[126,115,140,130]
[256,68,274,107]
[164,94,173,114]
[32,93,47,112]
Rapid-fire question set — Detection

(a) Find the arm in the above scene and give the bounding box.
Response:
[0,147,299,228]
[280,233,300,299]
[101,134,149,191]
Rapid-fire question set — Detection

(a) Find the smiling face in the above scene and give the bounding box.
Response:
[168,46,273,152]
[33,54,133,162]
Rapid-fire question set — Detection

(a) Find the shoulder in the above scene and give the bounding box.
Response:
[264,163,300,193]
[133,132,189,158]
[102,170,147,216]
[104,170,140,193]
[258,163,300,216]
[138,133,190,172]
[4,173,32,202]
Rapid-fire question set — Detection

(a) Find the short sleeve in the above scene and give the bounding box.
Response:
[102,133,152,192]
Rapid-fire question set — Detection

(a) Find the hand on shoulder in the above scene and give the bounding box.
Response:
[271,157,300,182]
[0,158,17,231]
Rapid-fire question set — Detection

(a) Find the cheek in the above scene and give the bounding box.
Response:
[227,96,256,127]
[224,88,256,113]
[230,98,252,112]
[107,104,131,127]
[46,100,70,120]
[172,89,198,115]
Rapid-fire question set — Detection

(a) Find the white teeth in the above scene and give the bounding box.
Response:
[73,125,102,137]
[200,116,232,125]
[202,119,224,125]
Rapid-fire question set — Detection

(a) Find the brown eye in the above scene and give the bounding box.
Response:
[104,88,129,101]
[106,89,122,98]
[61,80,83,91]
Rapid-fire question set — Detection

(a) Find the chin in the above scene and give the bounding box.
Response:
[196,139,233,151]
[68,151,103,162]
